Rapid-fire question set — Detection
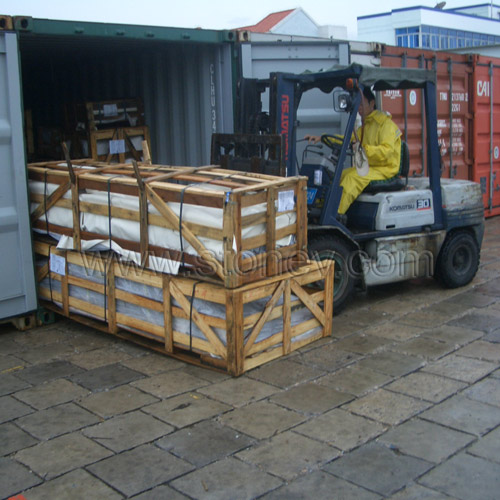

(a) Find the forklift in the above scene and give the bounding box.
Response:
[213,64,485,312]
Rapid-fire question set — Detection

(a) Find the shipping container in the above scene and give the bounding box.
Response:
[0,16,237,320]
[378,45,500,217]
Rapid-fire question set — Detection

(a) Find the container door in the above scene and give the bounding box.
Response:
[0,32,37,319]
[472,56,500,217]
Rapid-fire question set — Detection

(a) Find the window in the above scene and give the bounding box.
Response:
[416,25,497,50]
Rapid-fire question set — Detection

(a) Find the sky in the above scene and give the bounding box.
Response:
[0,0,482,38]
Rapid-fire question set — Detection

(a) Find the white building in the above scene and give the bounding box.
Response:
[237,8,347,40]
[358,3,500,49]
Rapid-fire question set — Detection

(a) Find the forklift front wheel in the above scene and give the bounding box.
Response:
[435,230,479,288]
[308,235,355,314]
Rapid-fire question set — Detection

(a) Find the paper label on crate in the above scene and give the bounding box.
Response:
[50,254,66,276]
[278,190,295,212]
[103,103,119,117]
[109,139,126,155]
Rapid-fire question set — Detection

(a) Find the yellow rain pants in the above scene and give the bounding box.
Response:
[338,110,402,214]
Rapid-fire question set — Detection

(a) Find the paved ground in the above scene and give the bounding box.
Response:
[1,216,500,499]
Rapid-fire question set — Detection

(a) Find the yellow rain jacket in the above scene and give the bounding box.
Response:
[338,110,402,214]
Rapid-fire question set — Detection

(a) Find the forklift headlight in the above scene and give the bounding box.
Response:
[333,88,352,112]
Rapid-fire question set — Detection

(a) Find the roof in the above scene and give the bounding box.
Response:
[287,63,437,93]
[237,8,296,32]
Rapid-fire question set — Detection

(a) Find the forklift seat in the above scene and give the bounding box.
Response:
[363,141,410,194]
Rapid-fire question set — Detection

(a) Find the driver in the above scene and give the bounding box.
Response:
[305,87,401,215]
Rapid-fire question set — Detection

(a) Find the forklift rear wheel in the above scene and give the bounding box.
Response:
[435,231,479,288]
[308,235,355,314]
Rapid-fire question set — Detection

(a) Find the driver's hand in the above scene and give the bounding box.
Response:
[304,135,321,144]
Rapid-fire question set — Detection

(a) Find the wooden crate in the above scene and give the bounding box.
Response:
[35,240,333,376]
[28,160,308,288]
[89,126,151,163]
[64,98,145,132]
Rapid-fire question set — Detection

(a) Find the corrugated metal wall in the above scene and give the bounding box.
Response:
[20,37,233,166]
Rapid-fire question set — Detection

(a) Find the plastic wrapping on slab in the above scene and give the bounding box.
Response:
[37,258,318,350]
[30,178,297,276]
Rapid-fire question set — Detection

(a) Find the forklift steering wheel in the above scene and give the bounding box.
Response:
[320,134,344,153]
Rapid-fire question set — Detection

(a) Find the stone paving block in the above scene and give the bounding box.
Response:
[324,443,432,497]
[377,418,474,463]
[419,453,500,500]
[291,345,361,373]
[397,310,449,328]
[236,431,339,481]
[0,373,31,397]
[78,384,158,418]
[121,353,185,375]
[294,408,386,452]
[419,324,483,345]
[334,333,391,354]
[23,469,123,500]
[14,379,88,410]
[70,363,144,391]
[316,365,393,396]
[385,372,467,403]
[355,351,425,378]
[0,354,25,372]
[156,420,254,467]
[448,312,500,333]
[0,457,42,498]
[15,360,84,385]
[389,483,456,499]
[181,364,232,383]
[131,369,208,398]
[143,392,231,428]
[422,354,496,383]
[340,308,394,327]
[0,422,38,456]
[132,484,189,500]
[345,389,431,426]
[83,410,173,452]
[467,426,500,464]
[420,394,500,436]
[16,402,100,440]
[245,358,324,388]
[473,279,500,297]
[12,328,71,347]
[442,290,496,309]
[170,457,283,500]
[483,329,500,343]
[0,336,25,355]
[454,340,500,363]
[15,343,78,364]
[261,470,381,500]
[218,401,305,439]
[463,377,500,407]
[87,444,193,497]
[68,347,133,370]
[0,395,34,424]
[270,382,353,414]
[197,377,277,407]
[361,321,424,342]
[388,337,456,360]
[14,432,112,479]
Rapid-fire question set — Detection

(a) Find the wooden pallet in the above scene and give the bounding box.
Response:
[35,240,333,376]
[28,160,308,288]
[89,126,151,163]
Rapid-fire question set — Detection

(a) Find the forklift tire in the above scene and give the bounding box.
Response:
[435,230,479,288]
[308,235,355,314]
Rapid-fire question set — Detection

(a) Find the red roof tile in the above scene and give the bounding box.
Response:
[237,8,296,32]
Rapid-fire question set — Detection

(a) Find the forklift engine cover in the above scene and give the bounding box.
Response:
[349,189,435,231]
